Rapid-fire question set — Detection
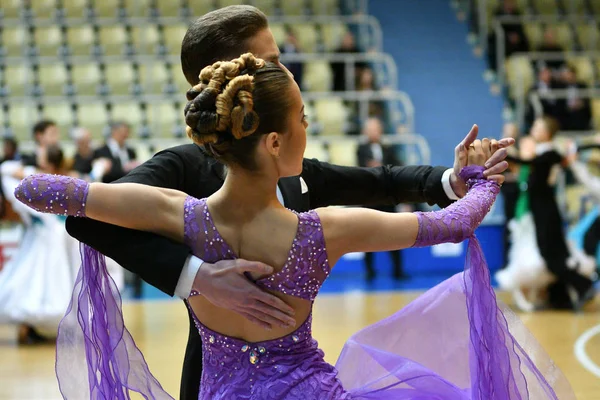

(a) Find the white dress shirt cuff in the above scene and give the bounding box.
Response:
[441,168,460,201]
[175,255,204,299]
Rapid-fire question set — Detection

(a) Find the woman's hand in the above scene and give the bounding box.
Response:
[468,139,487,167]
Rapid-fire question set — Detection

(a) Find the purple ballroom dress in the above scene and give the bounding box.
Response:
[14,166,575,400]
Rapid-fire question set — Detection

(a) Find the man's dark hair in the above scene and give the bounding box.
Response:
[181,5,269,86]
[46,144,64,170]
[32,119,56,139]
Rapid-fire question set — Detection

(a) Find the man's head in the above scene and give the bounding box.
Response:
[32,119,58,147]
[562,65,577,84]
[110,122,130,147]
[538,66,552,84]
[181,5,290,86]
[72,127,92,150]
[362,117,384,143]
[3,137,17,159]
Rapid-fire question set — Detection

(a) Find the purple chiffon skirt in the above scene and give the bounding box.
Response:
[56,239,574,399]
[336,238,574,399]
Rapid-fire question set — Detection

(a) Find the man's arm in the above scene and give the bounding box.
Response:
[302,158,453,208]
[65,150,191,296]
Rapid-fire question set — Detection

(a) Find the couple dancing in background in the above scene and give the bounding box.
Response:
[17,48,574,399]
[497,117,597,312]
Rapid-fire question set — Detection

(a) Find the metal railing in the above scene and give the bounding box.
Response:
[0,13,383,53]
[507,51,600,127]
[494,15,600,89]
[1,89,415,139]
[13,133,431,169]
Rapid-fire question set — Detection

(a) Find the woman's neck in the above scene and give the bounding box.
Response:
[211,166,282,221]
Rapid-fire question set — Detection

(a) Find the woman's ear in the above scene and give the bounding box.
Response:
[265,132,281,158]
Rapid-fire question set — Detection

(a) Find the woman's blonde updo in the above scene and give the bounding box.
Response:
[184,53,265,145]
[182,53,294,171]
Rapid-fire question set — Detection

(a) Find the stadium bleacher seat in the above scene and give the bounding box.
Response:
[553,22,575,50]
[93,0,122,19]
[328,141,357,166]
[38,63,70,96]
[280,1,306,16]
[567,56,594,86]
[131,25,161,55]
[1,27,28,58]
[147,101,181,137]
[3,65,30,97]
[532,0,558,15]
[592,99,600,129]
[523,22,543,48]
[111,101,144,126]
[2,0,24,19]
[61,0,90,19]
[33,26,64,57]
[98,25,129,56]
[65,25,96,56]
[76,102,110,137]
[6,103,31,138]
[504,55,535,99]
[71,62,102,96]
[321,22,347,51]
[41,102,75,128]
[188,0,214,18]
[122,0,152,17]
[314,98,348,135]
[290,23,319,52]
[310,0,340,15]
[30,0,59,19]
[104,62,136,95]
[253,0,277,16]
[137,62,171,94]
[303,61,333,92]
[162,24,188,55]
[155,0,183,18]
[576,23,600,50]
[303,140,328,160]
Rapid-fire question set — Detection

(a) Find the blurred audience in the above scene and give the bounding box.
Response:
[534,28,566,73]
[21,120,60,167]
[357,118,406,281]
[71,127,94,175]
[332,31,363,91]
[93,122,138,183]
[280,29,303,88]
[560,65,591,131]
[526,66,565,128]
[1,137,20,164]
[486,0,529,73]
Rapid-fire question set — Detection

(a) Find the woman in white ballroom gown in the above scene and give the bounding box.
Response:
[0,148,123,340]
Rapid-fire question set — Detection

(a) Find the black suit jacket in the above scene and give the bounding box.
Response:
[93,144,137,183]
[65,143,451,399]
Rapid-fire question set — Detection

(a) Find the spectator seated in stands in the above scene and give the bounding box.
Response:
[1,137,20,164]
[534,28,566,74]
[560,65,592,131]
[71,127,95,176]
[21,120,60,168]
[332,31,363,91]
[356,117,406,281]
[93,121,138,183]
[279,28,303,89]
[525,66,565,129]
[487,0,529,73]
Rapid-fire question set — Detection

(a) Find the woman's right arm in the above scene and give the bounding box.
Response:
[319,164,500,265]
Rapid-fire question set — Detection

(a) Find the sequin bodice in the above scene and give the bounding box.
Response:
[182,197,349,399]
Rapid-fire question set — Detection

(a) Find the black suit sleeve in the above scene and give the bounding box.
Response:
[65,150,193,296]
[301,158,451,208]
[356,145,369,168]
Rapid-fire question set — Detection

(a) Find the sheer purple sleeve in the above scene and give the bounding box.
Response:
[15,174,173,399]
[412,165,499,247]
[14,174,89,217]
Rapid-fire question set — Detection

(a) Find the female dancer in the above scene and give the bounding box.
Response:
[500,117,595,310]
[15,54,573,399]
[0,146,76,343]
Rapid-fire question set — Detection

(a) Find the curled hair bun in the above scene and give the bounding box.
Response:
[184,53,266,145]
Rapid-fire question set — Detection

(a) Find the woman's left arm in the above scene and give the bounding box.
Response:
[15,174,186,242]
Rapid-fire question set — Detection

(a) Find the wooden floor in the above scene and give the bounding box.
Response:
[1,291,599,399]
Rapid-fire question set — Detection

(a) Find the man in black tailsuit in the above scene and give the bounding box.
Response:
[65,6,513,400]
